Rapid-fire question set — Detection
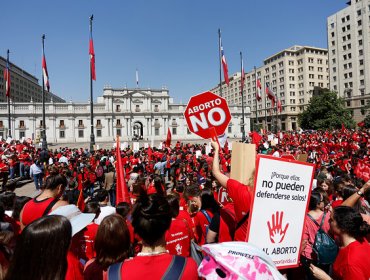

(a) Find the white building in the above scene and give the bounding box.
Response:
[327,0,370,122]
[211,46,329,131]
[0,86,250,144]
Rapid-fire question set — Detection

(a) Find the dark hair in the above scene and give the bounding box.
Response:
[12,196,31,221]
[6,215,71,280]
[153,176,165,196]
[44,172,68,191]
[95,214,130,269]
[131,193,171,246]
[333,206,370,239]
[0,192,16,211]
[96,189,109,202]
[84,201,101,220]
[308,190,323,211]
[183,185,201,202]
[116,202,131,219]
[167,193,180,218]
[200,188,220,213]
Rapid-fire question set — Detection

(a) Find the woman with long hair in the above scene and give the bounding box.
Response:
[108,193,198,279]
[310,206,370,279]
[5,215,72,280]
[83,214,131,280]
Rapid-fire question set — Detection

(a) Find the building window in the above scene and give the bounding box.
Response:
[78,130,84,138]
[116,129,121,137]
[116,119,121,126]
[78,120,83,127]
[59,130,65,138]
[228,126,232,133]
[19,131,25,139]
[155,128,159,136]
[154,105,159,112]
[59,120,65,127]
[172,127,177,135]
[97,119,101,125]
[116,105,121,112]
[97,129,102,137]
[0,121,3,128]
[135,105,140,112]
[19,120,25,128]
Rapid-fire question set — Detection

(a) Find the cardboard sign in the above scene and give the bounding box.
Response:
[246,155,314,269]
[297,154,308,163]
[230,142,256,187]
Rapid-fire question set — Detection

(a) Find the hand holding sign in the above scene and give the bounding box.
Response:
[267,211,289,244]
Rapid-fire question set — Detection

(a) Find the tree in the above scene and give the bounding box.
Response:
[364,114,370,129]
[298,91,355,130]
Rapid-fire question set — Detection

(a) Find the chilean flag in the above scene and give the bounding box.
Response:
[265,82,276,107]
[240,56,245,95]
[89,30,96,81]
[42,53,50,92]
[220,36,229,86]
[166,128,172,147]
[277,99,282,113]
[256,78,262,101]
[4,59,10,97]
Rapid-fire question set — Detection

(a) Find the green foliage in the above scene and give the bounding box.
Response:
[364,114,370,129]
[298,91,355,130]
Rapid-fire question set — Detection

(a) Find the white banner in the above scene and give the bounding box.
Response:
[247,155,314,269]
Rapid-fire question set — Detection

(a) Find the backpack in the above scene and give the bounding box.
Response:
[307,212,338,265]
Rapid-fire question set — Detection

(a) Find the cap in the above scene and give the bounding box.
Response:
[49,205,95,236]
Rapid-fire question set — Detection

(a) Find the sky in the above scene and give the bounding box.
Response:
[1,1,346,103]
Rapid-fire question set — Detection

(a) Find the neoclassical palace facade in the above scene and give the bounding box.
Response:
[0,86,250,144]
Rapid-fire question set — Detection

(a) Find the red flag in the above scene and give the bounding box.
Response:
[265,82,276,107]
[116,137,130,204]
[4,53,10,97]
[250,131,262,145]
[341,123,346,133]
[76,190,85,211]
[358,121,365,127]
[219,30,229,86]
[256,78,262,101]
[42,54,50,91]
[277,99,282,113]
[89,28,96,81]
[166,128,172,147]
[147,145,153,160]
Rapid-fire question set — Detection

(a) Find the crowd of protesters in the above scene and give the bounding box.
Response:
[0,128,368,279]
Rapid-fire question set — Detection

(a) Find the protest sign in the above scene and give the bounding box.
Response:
[246,155,314,269]
[133,142,140,152]
[230,142,256,187]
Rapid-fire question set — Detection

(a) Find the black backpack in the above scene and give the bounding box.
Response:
[307,212,338,265]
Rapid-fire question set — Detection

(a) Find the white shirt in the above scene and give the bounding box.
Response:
[94,205,116,225]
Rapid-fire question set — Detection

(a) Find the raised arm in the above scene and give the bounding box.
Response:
[342,180,370,207]
[211,139,228,188]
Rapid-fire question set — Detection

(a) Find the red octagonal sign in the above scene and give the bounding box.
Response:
[184,91,231,139]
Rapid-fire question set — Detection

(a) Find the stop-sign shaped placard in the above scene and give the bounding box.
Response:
[184,91,231,139]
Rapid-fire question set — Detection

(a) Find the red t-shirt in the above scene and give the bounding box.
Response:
[117,254,198,280]
[165,218,191,257]
[332,240,370,280]
[70,223,99,261]
[21,197,57,227]
[193,210,213,246]
[65,250,84,280]
[226,179,252,241]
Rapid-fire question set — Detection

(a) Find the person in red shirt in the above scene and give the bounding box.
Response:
[5,215,72,280]
[211,139,252,242]
[107,193,198,279]
[165,193,192,257]
[0,157,9,191]
[310,206,370,280]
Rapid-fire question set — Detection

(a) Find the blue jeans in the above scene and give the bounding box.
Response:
[33,174,43,190]
[9,167,15,179]
[19,162,25,177]
[109,189,116,207]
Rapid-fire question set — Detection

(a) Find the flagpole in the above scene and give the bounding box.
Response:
[240,52,245,141]
[254,66,258,131]
[218,29,223,97]
[89,15,95,152]
[263,77,267,131]
[41,35,48,150]
[136,68,139,88]
[275,96,279,133]
[6,50,11,139]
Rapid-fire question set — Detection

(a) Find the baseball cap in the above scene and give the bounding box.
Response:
[49,205,95,236]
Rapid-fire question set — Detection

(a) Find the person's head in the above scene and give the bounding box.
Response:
[6,215,71,280]
[167,193,180,218]
[308,190,325,211]
[317,179,334,195]
[94,214,131,269]
[44,170,68,198]
[131,193,171,247]
[183,185,202,214]
[84,201,101,220]
[330,206,370,239]
[200,188,220,213]
[116,202,131,219]
[96,189,109,203]
[0,192,16,211]
[12,196,31,221]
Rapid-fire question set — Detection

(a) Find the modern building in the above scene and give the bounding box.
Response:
[327,0,370,122]
[211,46,329,131]
[0,55,65,103]
[0,86,250,144]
